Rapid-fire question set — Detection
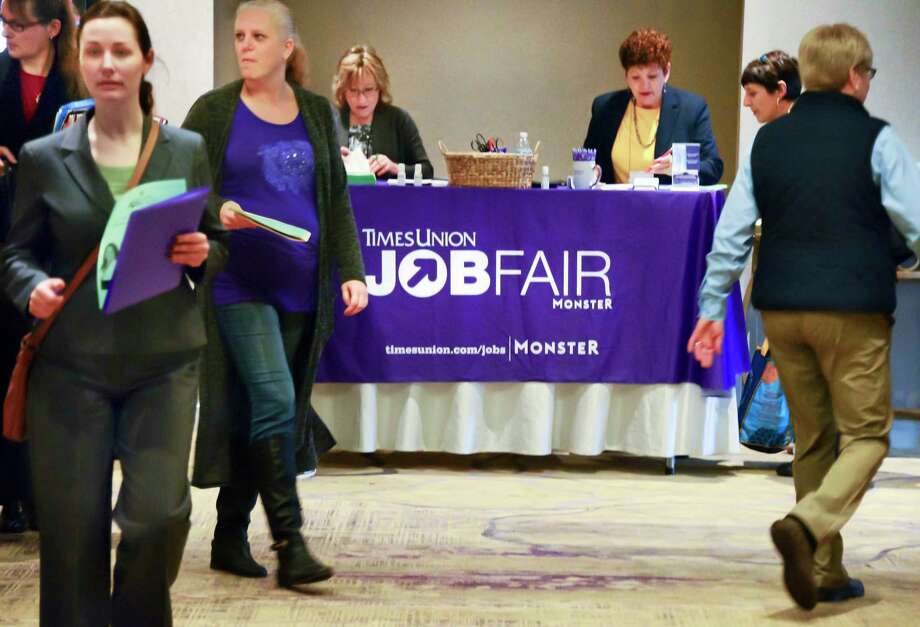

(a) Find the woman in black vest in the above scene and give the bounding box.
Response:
[0,0,81,535]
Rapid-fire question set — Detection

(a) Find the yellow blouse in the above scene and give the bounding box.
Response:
[611,100,660,183]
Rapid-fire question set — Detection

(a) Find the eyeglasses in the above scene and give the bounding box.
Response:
[346,87,379,98]
[865,67,878,79]
[0,17,48,33]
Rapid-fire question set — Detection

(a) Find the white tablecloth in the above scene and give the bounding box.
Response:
[313,382,740,458]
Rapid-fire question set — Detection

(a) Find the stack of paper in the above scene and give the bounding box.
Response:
[343,149,376,185]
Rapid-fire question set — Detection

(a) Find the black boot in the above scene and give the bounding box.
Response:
[211,479,268,578]
[0,501,26,534]
[250,435,333,587]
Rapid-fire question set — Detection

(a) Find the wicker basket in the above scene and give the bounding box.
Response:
[439,140,541,189]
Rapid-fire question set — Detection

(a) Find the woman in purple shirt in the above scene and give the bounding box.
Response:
[183,0,367,589]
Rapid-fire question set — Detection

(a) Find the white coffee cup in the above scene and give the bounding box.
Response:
[567,161,601,189]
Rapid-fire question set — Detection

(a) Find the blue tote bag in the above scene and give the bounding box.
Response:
[737,339,794,453]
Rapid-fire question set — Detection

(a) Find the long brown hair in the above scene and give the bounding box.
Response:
[236,0,309,87]
[4,0,82,97]
[77,0,155,115]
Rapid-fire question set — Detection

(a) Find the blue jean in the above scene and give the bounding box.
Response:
[215,302,311,442]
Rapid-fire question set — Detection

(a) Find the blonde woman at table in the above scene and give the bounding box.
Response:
[583,28,723,185]
[182,0,367,589]
[333,44,433,179]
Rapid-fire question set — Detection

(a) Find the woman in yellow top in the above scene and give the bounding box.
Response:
[583,28,723,185]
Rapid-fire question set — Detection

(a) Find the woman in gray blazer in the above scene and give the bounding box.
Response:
[1,3,226,625]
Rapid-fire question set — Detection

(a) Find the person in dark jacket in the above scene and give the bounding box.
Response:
[583,28,723,185]
[183,0,367,590]
[333,44,433,179]
[0,0,82,536]
[690,23,920,611]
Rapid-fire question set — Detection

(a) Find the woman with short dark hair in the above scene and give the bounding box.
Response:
[583,28,723,184]
[741,50,801,124]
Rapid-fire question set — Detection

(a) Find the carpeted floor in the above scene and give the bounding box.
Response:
[2,451,919,626]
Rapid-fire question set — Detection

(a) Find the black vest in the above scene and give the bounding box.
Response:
[751,91,896,314]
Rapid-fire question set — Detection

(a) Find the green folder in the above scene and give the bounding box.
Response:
[347,173,377,186]
[230,205,311,243]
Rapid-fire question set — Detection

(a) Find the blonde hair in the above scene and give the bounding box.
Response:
[332,45,392,110]
[799,23,873,92]
[236,0,309,87]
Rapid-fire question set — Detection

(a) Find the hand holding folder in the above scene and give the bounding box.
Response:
[220,201,311,243]
[102,187,209,314]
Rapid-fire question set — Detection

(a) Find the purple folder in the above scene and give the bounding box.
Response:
[103,187,209,314]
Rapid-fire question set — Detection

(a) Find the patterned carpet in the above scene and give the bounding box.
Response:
[2,451,919,625]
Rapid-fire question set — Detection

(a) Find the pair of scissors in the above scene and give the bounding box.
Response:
[470,133,504,152]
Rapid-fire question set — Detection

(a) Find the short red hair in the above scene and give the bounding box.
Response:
[619,28,672,70]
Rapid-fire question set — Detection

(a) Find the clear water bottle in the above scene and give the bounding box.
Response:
[516,131,533,156]
[541,165,550,189]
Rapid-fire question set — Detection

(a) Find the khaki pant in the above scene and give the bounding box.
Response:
[762,311,892,589]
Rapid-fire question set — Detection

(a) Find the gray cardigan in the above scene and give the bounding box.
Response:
[182,80,366,487]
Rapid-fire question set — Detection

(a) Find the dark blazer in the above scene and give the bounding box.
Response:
[583,86,723,185]
[1,51,77,245]
[339,103,433,179]
[0,51,72,164]
[1,115,227,359]
[183,80,366,487]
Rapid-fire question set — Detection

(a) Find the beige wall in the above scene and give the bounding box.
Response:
[133,0,213,126]
[215,0,743,182]
[740,0,920,161]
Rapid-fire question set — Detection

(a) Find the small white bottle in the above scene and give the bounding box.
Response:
[516,131,533,156]
[413,163,423,185]
[396,163,406,185]
[541,165,550,189]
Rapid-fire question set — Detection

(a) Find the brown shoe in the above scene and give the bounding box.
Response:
[770,517,817,610]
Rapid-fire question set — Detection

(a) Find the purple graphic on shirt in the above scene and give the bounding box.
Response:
[212,100,320,312]
[259,140,314,195]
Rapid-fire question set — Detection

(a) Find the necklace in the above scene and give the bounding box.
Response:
[631,99,657,148]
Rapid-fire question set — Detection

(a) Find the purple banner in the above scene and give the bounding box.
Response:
[316,185,748,388]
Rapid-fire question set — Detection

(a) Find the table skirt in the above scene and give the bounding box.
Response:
[313,382,741,458]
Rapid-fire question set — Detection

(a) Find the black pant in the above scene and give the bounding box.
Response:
[27,351,199,627]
